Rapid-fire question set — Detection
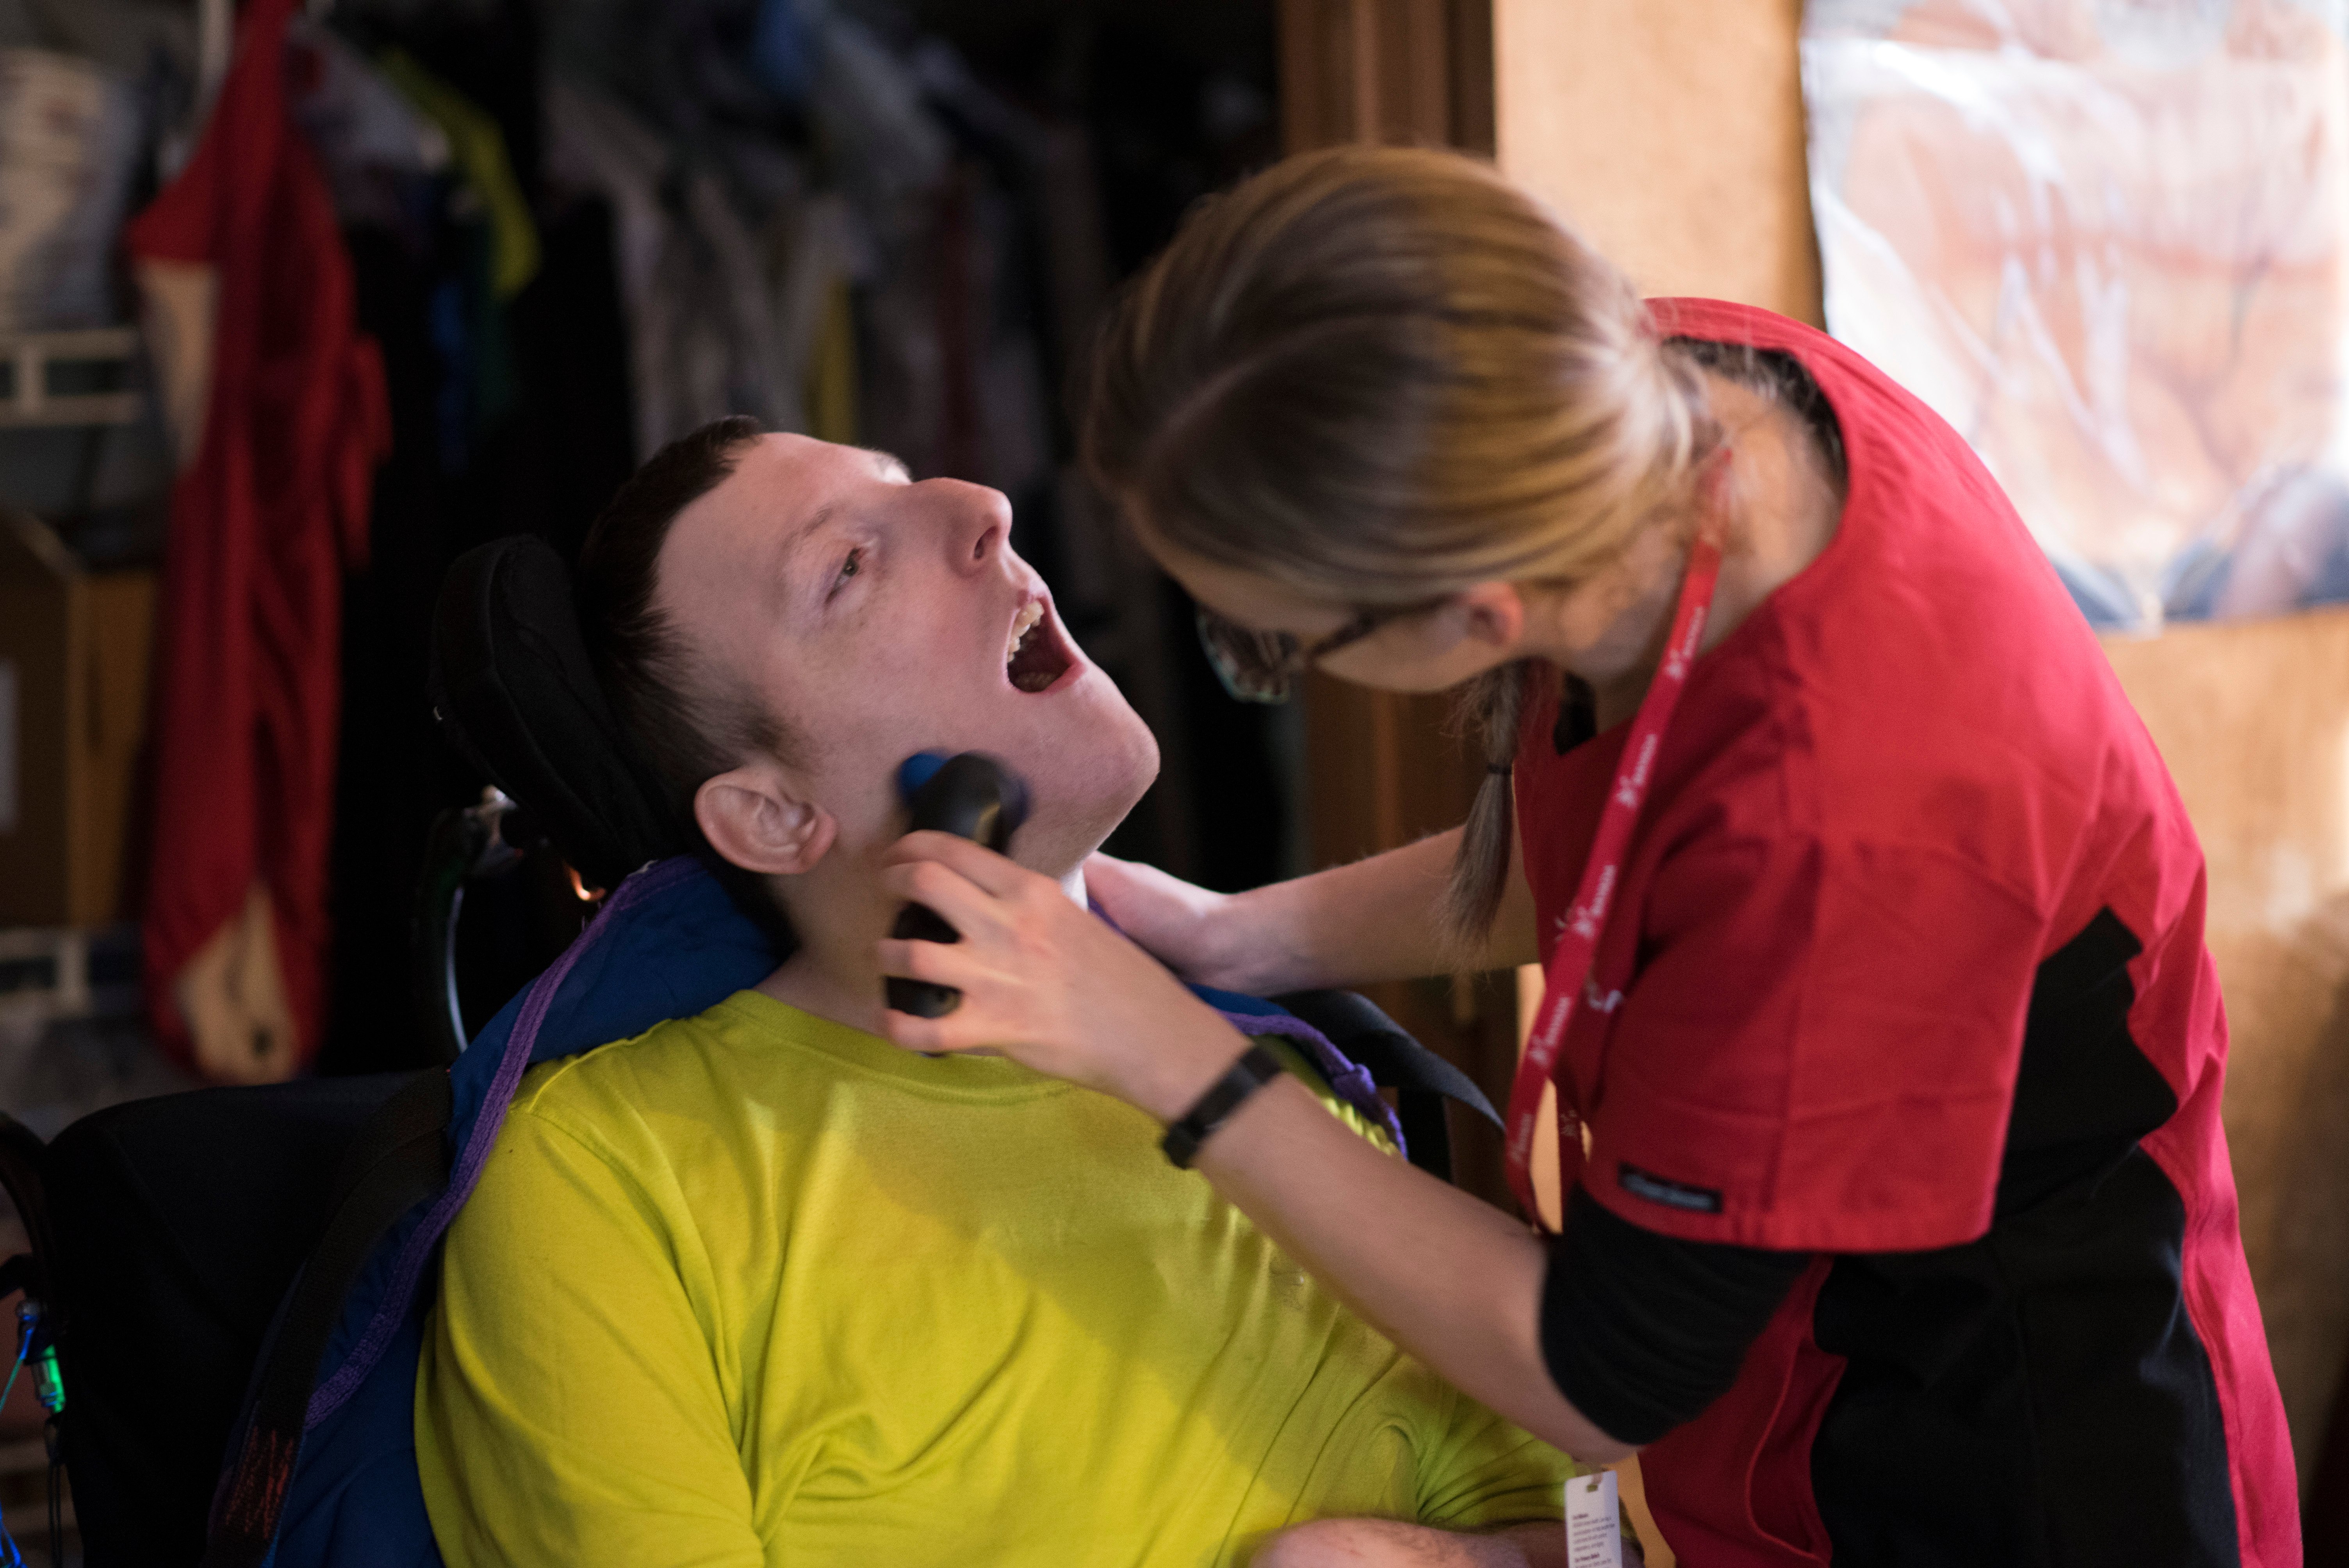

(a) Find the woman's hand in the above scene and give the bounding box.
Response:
[1092,826,1533,998]
[1081,851,1254,989]
[876,832,1253,1119]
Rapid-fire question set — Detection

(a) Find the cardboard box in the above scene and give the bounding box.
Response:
[0,508,154,927]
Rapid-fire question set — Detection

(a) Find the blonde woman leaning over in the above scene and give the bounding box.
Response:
[878,148,2298,1568]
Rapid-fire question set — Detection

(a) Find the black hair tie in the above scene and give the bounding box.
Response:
[1487,764,1513,775]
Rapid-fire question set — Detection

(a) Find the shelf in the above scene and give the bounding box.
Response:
[0,331,144,429]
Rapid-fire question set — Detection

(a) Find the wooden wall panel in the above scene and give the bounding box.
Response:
[1280,0,1494,155]
[1492,0,1821,323]
[2103,610,2349,1487]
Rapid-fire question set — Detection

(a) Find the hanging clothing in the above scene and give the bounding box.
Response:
[1515,299,2297,1564]
[542,77,786,456]
[376,50,538,302]
[286,18,450,238]
[126,0,390,1080]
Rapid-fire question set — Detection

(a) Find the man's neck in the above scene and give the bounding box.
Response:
[755,859,1091,1042]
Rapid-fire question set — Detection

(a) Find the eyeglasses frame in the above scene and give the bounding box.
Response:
[1193,600,1437,704]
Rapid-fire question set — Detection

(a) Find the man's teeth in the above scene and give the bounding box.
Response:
[1006,603,1044,662]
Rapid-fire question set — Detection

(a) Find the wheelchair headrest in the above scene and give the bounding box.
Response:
[428,536,685,890]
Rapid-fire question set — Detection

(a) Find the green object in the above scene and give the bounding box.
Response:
[9,1299,59,1417]
[378,50,542,301]
[29,1343,61,1417]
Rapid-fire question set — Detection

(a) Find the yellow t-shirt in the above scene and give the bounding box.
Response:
[415,990,1572,1566]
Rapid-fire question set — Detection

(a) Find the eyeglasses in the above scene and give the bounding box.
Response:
[1194,602,1426,704]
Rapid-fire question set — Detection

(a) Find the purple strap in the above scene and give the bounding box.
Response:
[304,858,695,1429]
[1213,1009,1406,1156]
[1084,897,1404,1156]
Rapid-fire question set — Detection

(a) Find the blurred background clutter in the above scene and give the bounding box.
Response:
[0,1,1290,1552]
[0,0,1299,1092]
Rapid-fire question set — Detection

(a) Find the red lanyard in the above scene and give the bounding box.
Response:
[1503,532,1725,1231]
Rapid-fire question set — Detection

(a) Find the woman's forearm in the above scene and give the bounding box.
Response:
[1219,827,1540,994]
[1193,1074,1630,1465]
[880,831,1603,1456]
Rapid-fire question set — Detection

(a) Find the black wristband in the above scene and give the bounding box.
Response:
[1160,1043,1283,1169]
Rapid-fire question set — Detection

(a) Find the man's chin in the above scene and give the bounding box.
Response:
[1004,709,1160,878]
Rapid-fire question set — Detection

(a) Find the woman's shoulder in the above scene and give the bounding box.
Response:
[1659,304,2118,753]
[1648,296,1985,488]
[1648,298,1855,377]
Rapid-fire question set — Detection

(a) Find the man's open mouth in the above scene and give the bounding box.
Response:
[1005,599,1075,693]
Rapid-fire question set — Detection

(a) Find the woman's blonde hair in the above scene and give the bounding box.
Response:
[1082,145,1719,951]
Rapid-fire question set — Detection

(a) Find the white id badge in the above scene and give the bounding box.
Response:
[1565,1469,1623,1568]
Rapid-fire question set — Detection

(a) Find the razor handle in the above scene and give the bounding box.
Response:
[886,752,1029,1019]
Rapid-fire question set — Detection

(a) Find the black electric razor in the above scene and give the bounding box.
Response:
[885,751,1030,1018]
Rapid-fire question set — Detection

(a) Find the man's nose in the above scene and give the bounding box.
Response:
[937,480,1012,576]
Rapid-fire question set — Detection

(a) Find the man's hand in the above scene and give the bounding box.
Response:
[1251,1519,1570,1568]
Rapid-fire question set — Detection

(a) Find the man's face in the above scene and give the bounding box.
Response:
[658,434,1160,878]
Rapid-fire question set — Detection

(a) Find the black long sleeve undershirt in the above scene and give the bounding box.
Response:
[1540,1186,1813,1447]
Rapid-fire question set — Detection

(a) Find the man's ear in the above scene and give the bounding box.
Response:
[694,763,837,877]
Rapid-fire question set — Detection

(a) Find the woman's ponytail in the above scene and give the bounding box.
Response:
[1441,661,1533,955]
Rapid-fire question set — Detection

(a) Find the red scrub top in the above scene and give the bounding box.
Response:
[1515,299,2297,1565]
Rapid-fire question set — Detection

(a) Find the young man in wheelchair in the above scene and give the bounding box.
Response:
[413,418,1579,1567]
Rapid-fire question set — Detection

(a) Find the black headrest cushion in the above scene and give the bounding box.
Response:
[428,536,684,890]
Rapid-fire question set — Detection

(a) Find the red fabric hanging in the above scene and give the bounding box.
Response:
[124,0,389,1078]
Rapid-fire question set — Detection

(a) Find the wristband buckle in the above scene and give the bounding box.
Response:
[1160,1043,1283,1169]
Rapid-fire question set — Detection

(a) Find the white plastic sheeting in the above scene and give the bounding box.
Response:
[1802,0,2349,628]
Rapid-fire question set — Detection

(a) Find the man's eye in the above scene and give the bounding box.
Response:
[837,548,863,584]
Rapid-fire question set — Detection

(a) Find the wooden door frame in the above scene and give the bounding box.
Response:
[1280,0,1494,155]
[1275,0,1519,1209]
